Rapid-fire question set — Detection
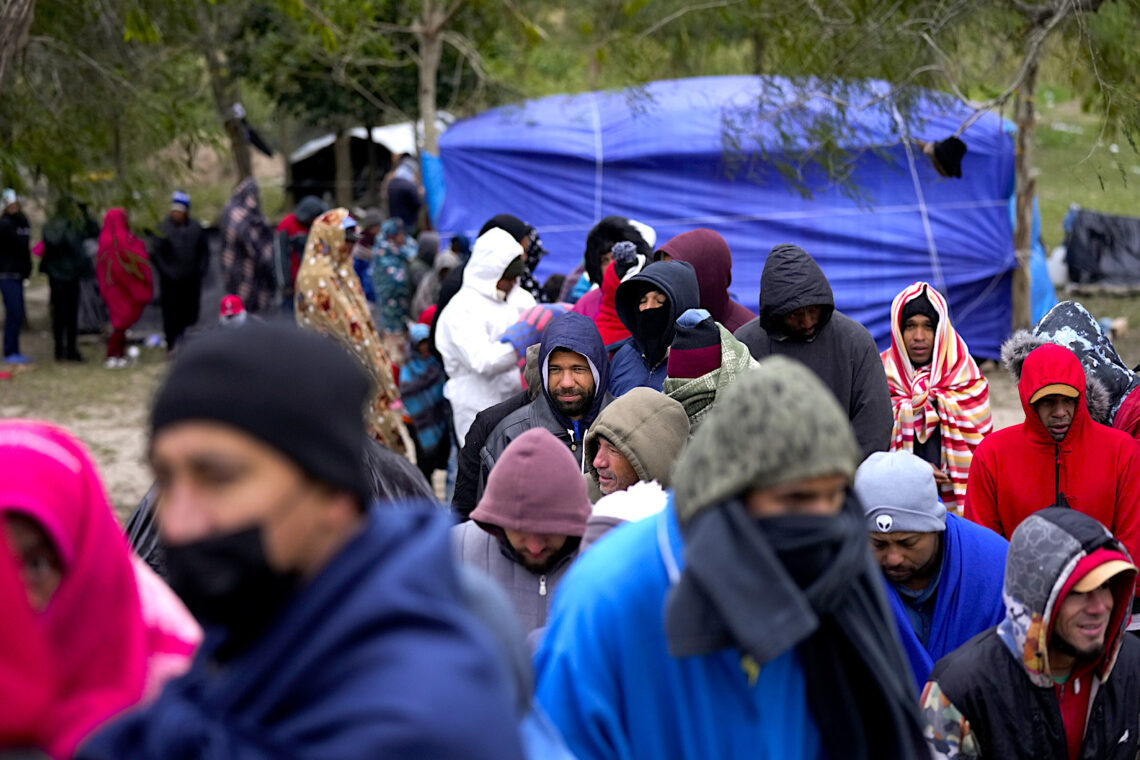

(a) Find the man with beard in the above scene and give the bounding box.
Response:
[855,450,1007,689]
[480,312,612,498]
[454,428,592,636]
[922,507,1140,760]
[535,357,928,760]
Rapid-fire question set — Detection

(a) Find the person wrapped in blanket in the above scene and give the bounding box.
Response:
[401,323,451,482]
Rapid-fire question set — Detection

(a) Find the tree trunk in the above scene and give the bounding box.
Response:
[418,2,444,156]
[196,4,250,182]
[1011,55,1039,332]
[365,121,378,205]
[751,26,765,73]
[0,0,35,90]
[334,127,353,207]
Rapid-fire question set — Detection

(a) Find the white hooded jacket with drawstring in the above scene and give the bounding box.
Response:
[437,228,530,447]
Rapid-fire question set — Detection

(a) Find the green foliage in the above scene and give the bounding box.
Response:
[4,0,1139,215]
[0,0,215,212]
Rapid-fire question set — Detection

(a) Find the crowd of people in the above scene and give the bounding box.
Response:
[8,175,1140,760]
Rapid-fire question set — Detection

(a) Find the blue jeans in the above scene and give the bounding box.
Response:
[0,277,24,357]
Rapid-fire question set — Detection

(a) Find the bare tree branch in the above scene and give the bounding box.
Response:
[0,0,37,87]
[951,0,1092,136]
[636,0,744,41]
[28,34,143,97]
[440,29,488,83]
[802,0,856,26]
[501,0,549,41]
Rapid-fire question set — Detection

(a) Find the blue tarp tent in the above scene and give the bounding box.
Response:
[435,75,1020,358]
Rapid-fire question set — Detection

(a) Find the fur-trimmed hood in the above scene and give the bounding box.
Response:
[1002,328,1117,426]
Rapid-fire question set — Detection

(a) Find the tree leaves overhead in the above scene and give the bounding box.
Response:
[3,0,1138,211]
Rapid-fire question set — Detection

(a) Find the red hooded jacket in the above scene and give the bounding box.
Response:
[965,344,1140,580]
[593,262,631,347]
[656,229,756,332]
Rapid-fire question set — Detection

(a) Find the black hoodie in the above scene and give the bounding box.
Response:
[734,244,892,458]
[608,260,700,397]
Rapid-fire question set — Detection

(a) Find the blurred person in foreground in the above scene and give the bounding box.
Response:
[0,419,200,759]
[78,323,525,759]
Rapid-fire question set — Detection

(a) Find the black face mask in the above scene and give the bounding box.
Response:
[164,526,300,662]
[635,305,673,364]
[753,513,847,591]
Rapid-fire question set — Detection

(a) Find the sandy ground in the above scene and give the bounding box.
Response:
[2,283,164,521]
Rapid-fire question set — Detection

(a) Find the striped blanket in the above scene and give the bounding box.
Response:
[882,282,992,514]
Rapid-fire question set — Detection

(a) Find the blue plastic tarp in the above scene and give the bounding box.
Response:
[436,76,1018,358]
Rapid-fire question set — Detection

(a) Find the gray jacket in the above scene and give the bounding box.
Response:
[452,521,576,635]
[478,393,612,500]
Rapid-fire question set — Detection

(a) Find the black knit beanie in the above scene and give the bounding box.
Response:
[151,323,372,504]
[899,290,939,333]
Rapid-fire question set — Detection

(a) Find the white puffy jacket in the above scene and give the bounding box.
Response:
[436,228,533,446]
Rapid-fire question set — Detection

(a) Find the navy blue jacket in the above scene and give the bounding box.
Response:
[608,261,700,397]
[80,506,526,760]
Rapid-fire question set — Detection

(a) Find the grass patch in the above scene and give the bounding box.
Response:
[1033,102,1138,247]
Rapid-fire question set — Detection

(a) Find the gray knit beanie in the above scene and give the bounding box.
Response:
[672,356,860,525]
[854,451,946,534]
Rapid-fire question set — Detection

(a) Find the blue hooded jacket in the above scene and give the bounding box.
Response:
[887,513,1008,690]
[479,312,612,493]
[608,261,700,397]
[79,506,526,760]
[539,311,611,432]
[535,500,822,760]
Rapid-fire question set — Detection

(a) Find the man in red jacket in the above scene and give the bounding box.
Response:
[966,343,1140,595]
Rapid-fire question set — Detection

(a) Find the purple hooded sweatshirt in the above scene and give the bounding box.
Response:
[453,428,591,636]
[657,229,756,332]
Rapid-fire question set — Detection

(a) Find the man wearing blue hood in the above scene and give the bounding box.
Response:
[855,450,1008,691]
[480,312,612,496]
[608,260,701,397]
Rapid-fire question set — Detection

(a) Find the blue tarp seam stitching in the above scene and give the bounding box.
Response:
[892,103,950,300]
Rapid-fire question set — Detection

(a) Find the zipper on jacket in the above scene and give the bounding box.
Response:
[1055,444,1061,505]
[539,575,547,596]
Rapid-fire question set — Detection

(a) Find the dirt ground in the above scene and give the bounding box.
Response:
[2,282,165,520]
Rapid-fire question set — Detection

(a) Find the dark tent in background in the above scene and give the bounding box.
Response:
[433,75,1027,359]
[288,120,450,204]
[1065,208,1140,288]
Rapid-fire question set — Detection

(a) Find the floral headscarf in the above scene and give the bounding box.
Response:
[295,209,407,453]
